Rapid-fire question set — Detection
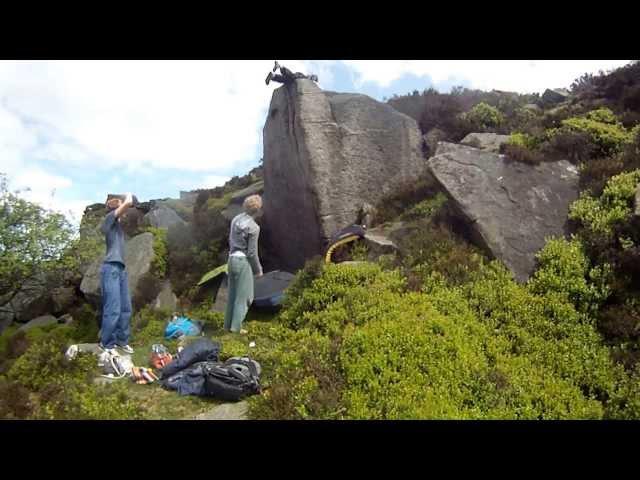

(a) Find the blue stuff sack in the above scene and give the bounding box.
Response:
[164,316,202,340]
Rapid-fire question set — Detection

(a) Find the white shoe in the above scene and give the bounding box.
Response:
[117,344,134,354]
[99,343,118,356]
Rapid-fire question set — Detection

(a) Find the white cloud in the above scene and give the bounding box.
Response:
[341,60,632,94]
[203,175,231,187]
[0,60,285,173]
[7,167,88,226]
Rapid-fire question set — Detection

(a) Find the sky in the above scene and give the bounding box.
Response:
[0,60,631,226]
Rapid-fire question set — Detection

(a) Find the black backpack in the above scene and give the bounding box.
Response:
[204,357,262,402]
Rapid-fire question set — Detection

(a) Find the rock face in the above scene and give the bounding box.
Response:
[428,143,579,282]
[460,133,511,153]
[80,232,156,306]
[153,280,178,312]
[143,205,187,230]
[263,79,427,271]
[18,314,58,332]
[542,88,571,105]
[51,287,76,315]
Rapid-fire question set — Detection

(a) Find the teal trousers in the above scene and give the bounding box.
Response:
[224,256,254,332]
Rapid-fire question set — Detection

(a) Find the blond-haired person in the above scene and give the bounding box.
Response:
[224,194,264,334]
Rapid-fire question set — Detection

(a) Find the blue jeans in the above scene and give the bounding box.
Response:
[100,262,132,348]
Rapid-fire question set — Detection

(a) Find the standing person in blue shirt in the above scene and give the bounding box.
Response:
[225,194,264,334]
[99,193,135,354]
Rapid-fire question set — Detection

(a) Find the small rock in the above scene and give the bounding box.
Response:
[542,88,571,105]
[194,401,249,420]
[18,314,58,332]
[57,313,74,325]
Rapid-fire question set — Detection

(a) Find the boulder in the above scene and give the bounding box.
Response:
[153,280,178,312]
[460,133,511,153]
[80,232,156,307]
[143,205,187,230]
[428,142,579,282]
[363,232,398,259]
[542,88,571,105]
[365,221,420,257]
[18,314,58,332]
[263,79,427,272]
[0,274,52,324]
[51,287,77,314]
[212,274,229,313]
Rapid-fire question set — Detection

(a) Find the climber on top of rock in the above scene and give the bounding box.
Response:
[265,61,318,85]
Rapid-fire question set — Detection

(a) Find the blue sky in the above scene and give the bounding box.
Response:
[0,60,630,226]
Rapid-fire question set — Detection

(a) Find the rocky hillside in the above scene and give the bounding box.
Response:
[2,61,640,419]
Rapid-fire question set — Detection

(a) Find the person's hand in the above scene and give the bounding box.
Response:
[125,192,133,205]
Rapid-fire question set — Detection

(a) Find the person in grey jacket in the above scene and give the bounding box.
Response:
[224,194,264,334]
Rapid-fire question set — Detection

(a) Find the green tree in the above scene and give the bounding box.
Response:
[0,173,75,300]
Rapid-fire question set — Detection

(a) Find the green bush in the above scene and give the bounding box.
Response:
[569,169,640,237]
[0,325,19,358]
[550,108,633,156]
[141,227,168,278]
[464,262,618,402]
[2,333,145,419]
[187,306,224,331]
[606,363,640,419]
[279,262,405,334]
[528,237,611,315]
[507,132,540,150]
[131,307,167,346]
[249,328,344,420]
[67,303,99,344]
[461,102,505,130]
[256,254,622,419]
[399,223,484,287]
[401,192,448,221]
[339,288,607,419]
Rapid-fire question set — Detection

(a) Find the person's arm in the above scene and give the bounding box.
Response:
[246,224,263,277]
[114,192,134,218]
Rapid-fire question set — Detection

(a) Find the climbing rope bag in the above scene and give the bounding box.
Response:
[203,357,262,401]
[97,350,133,378]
